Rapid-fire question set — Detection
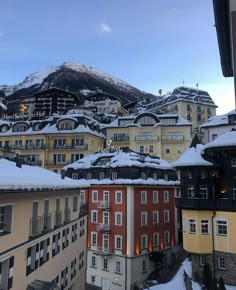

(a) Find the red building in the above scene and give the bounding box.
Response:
[65,148,180,290]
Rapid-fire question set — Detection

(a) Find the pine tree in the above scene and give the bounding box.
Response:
[218,277,226,290]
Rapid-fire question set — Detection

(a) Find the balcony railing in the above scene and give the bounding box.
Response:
[93,246,112,256]
[30,216,42,238]
[134,136,157,141]
[175,197,236,212]
[97,223,110,233]
[26,160,42,166]
[97,201,111,209]
[53,145,70,150]
[42,213,52,232]
[71,144,88,150]
[54,210,62,227]
[161,135,184,141]
[46,161,71,166]
[64,208,71,223]
[111,136,130,142]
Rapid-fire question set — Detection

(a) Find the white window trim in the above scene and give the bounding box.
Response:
[115,191,122,204]
[188,218,196,234]
[164,191,169,203]
[92,190,98,203]
[141,191,147,204]
[153,191,158,203]
[153,210,159,225]
[91,210,98,223]
[115,235,122,250]
[91,232,97,246]
[115,212,122,226]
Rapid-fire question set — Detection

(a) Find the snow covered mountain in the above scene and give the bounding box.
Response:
[0,62,157,104]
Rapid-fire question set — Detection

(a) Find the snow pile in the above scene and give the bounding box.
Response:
[0,158,88,191]
[145,259,201,290]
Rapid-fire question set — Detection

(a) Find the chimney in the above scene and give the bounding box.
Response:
[61,170,65,179]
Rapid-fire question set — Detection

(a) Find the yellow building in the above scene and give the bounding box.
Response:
[105,112,192,161]
[0,114,105,173]
[0,158,88,290]
[174,132,236,285]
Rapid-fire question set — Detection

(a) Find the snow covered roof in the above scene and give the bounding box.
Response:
[204,130,236,149]
[64,149,174,171]
[200,114,228,128]
[0,158,88,191]
[173,144,213,167]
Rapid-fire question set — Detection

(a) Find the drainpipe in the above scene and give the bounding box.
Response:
[211,211,216,279]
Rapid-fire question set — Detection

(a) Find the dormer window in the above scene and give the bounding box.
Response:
[33,123,42,131]
[141,172,146,179]
[99,172,105,180]
[0,125,9,133]
[58,119,76,130]
[112,172,117,180]
[13,123,28,132]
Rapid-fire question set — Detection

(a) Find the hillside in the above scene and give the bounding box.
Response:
[0,62,158,105]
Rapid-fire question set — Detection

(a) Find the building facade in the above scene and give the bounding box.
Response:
[0,158,88,290]
[0,114,105,173]
[105,112,192,162]
[64,149,180,290]
[145,86,217,131]
[174,133,236,285]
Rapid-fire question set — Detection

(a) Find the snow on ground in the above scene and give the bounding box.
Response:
[145,259,236,290]
[144,259,201,290]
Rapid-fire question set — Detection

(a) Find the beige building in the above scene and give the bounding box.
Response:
[0,158,88,290]
[145,86,217,132]
[105,112,192,161]
[0,114,105,173]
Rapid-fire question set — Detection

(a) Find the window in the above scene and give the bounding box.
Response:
[218,257,226,270]
[79,251,85,270]
[165,146,171,154]
[232,158,236,167]
[103,258,108,270]
[52,232,61,257]
[115,235,122,250]
[115,261,121,273]
[141,191,147,204]
[71,153,83,163]
[149,145,154,153]
[112,172,117,180]
[91,210,98,223]
[53,154,66,164]
[189,219,196,234]
[188,171,192,179]
[115,212,122,226]
[91,232,97,246]
[73,195,78,211]
[164,231,170,246]
[0,205,12,234]
[103,234,109,252]
[71,223,77,242]
[142,260,147,273]
[99,172,105,179]
[61,267,68,289]
[80,190,85,203]
[140,146,144,153]
[182,218,186,233]
[72,173,78,179]
[39,238,50,266]
[200,255,206,266]
[153,191,158,203]
[153,211,159,225]
[212,134,218,141]
[71,258,77,280]
[200,186,208,199]
[87,172,92,179]
[153,232,159,247]
[233,187,236,199]
[91,276,96,284]
[0,256,14,290]
[92,191,98,202]
[91,256,96,268]
[115,191,122,204]
[153,173,157,180]
[200,170,206,179]
[141,212,147,226]
[217,220,227,236]
[164,191,169,203]
[62,228,69,249]
[80,219,85,237]
[141,172,146,179]
[26,244,39,275]
[201,220,209,235]
[164,210,170,223]
[187,187,194,198]
[141,235,148,249]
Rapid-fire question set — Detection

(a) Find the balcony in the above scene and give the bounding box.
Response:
[97,223,110,233]
[161,135,184,141]
[24,144,46,150]
[64,208,71,223]
[134,136,157,141]
[111,136,130,143]
[54,210,62,227]
[53,144,70,150]
[46,161,71,167]
[97,201,111,210]
[26,160,42,166]
[71,144,88,151]
[42,213,52,232]
[93,246,112,256]
[175,197,236,212]
[79,202,88,218]
[30,216,42,238]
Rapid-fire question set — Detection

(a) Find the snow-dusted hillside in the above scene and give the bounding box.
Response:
[0,62,142,97]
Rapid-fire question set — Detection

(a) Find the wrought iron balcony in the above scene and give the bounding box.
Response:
[30,216,42,238]
[111,136,130,142]
[161,135,184,141]
[134,136,157,141]
[175,197,236,212]
[64,208,71,223]
[97,223,110,233]
[71,144,88,150]
[93,246,112,256]
[97,201,111,209]
[26,160,42,166]
[42,213,52,232]
[54,210,62,227]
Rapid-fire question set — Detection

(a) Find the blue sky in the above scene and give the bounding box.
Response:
[0,0,234,114]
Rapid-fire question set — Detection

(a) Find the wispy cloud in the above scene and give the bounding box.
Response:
[99,22,112,35]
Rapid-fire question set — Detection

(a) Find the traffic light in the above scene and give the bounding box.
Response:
[21,104,27,113]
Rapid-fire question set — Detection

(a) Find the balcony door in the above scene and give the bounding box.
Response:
[103,234,109,252]
[103,212,109,226]
[103,191,109,203]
